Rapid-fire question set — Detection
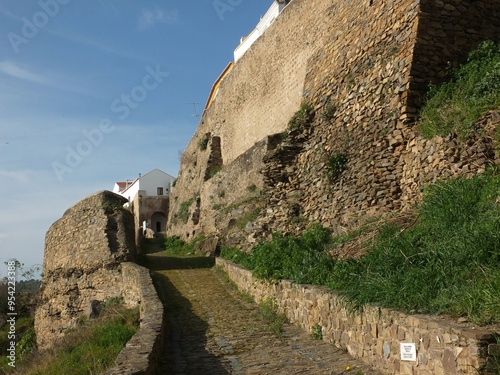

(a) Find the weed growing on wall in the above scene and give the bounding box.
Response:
[321,100,337,122]
[419,40,500,139]
[178,197,195,224]
[310,324,323,340]
[327,151,348,181]
[199,133,210,151]
[288,101,315,131]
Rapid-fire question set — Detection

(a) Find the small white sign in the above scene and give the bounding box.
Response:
[400,343,417,361]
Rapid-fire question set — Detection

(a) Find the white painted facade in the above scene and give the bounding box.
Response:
[113,168,176,202]
[234,0,290,62]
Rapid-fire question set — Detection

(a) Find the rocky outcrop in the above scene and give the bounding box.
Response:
[35,191,137,349]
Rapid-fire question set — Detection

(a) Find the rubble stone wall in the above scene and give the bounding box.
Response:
[169,0,500,245]
[217,258,498,375]
[34,193,137,344]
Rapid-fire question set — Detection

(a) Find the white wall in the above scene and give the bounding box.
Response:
[116,169,176,202]
[137,169,175,197]
[234,1,288,62]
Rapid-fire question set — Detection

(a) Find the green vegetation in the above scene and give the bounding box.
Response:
[207,164,222,178]
[419,40,500,139]
[220,246,254,270]
[259,297,287,337]
[178,197,195,224]
[310,324,323,340]
[142,235,206,257]
[199,133,210,151]
[288,101,315,131]
[235,207,261,230]
[246,184,258,192]
[327,151,348,181]
[1,298,138,375]
[221,170,500,324]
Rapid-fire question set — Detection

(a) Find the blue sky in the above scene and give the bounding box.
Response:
[0,0,272,276]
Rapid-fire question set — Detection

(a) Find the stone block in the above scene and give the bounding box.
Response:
[442,348,457,375]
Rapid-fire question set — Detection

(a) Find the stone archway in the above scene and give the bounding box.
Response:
[151,211,167,233]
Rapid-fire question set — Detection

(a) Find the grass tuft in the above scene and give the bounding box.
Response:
[419,40,500,139]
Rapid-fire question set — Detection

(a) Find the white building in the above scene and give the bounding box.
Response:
[113,168,176,238]
[113,168,176,202]
[234,0,291,62]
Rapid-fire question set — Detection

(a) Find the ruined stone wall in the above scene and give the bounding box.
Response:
[169,0,500,244]
[168,0,342,239]
[35,191,137,349]
[217,258,499,375]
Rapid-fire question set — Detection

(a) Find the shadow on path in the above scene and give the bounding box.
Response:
[142,251,230,374]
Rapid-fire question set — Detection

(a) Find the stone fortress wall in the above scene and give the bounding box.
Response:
[35,191,163,373]
[168,0,499,245]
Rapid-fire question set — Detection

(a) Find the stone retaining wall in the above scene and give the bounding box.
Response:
[216,258,498,375]
[105,262,164,375]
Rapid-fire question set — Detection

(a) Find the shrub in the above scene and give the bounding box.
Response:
[310,324,323,340]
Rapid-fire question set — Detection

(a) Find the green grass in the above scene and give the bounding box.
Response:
[221,170,500,324]
[419,40,500,139]
[1,299,138,375]
[334,170,500,324]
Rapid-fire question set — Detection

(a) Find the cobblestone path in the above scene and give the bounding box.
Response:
[148,255,381,375]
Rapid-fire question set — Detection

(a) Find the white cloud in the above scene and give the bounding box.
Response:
[138,8,178,30]
[0,61,50,85]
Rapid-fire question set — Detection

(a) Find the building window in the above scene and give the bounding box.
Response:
[157,187,164,196]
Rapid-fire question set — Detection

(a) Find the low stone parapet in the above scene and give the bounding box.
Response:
[104,262,164,375]
[216,258,497,375]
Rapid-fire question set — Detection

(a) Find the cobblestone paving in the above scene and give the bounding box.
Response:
[151,257,382,375]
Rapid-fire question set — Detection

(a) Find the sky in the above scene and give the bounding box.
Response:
[0,0,273,277]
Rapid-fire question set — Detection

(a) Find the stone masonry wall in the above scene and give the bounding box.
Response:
[35,191,137,349]
[168,0,345,239]
[217,258,499,375]
[169,0,499,244]
[105,262,164,375]
[36,191,165,372]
